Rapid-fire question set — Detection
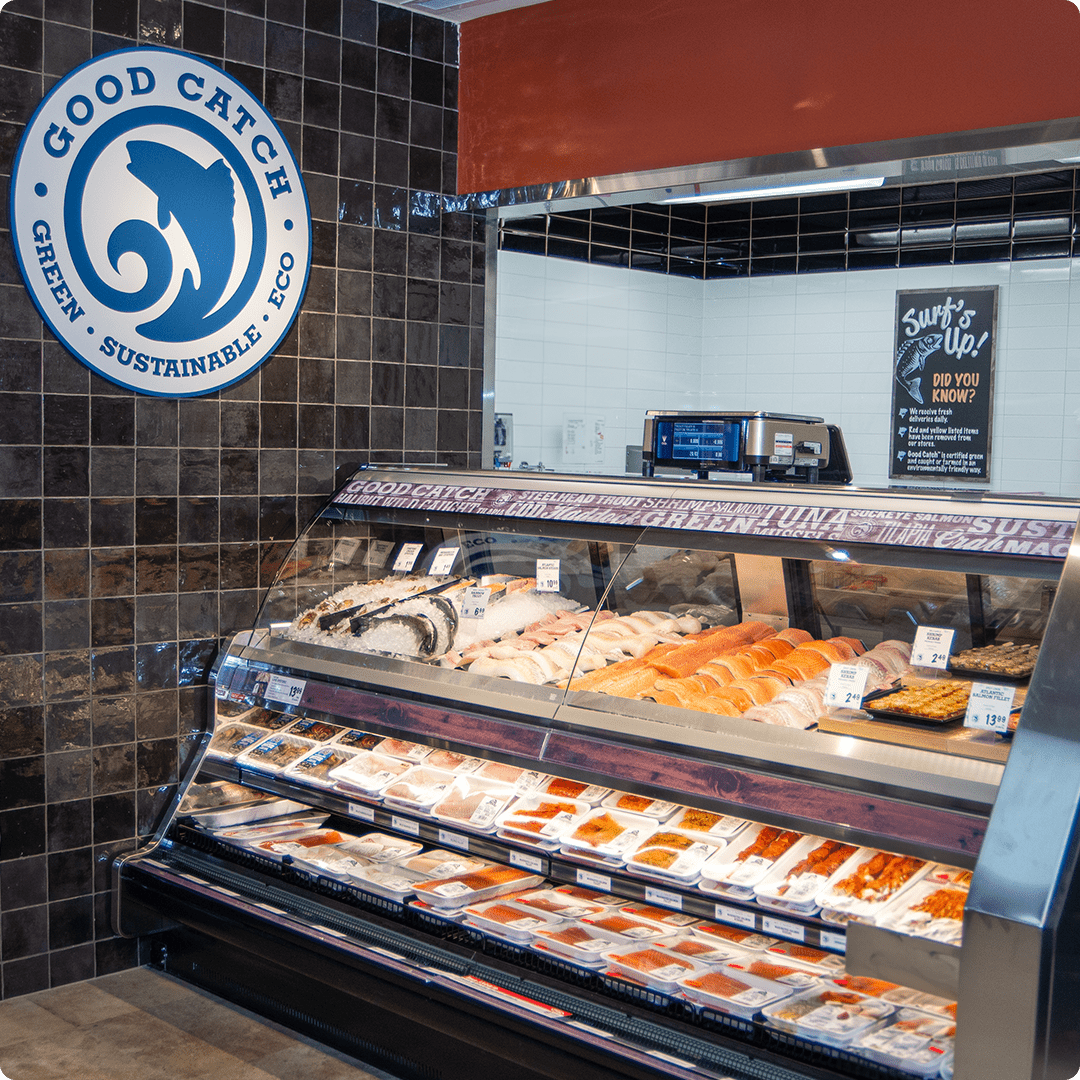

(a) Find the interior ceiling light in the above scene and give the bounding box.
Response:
[660,176,886,205]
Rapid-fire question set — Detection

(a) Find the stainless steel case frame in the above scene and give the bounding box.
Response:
[120,467,1080,1080]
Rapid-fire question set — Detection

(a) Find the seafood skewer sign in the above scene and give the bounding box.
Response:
[889,286,997,481]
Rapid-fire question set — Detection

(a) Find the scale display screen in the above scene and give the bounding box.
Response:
[656,420,741,464]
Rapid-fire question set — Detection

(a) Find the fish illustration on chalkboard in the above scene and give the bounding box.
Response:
[894,333,943,404]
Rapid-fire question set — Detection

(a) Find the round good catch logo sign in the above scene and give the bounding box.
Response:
[10,46,310,397]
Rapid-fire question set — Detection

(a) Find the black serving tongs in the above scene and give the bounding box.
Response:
[344,578,464,635]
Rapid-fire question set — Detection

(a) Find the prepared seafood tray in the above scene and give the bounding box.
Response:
[879,989,956,1017]
[724,956,824,990]
[413,865,544,909]
[873,872,968,944]
[283,745,364,788]
[210,812,328,844]
[373,737,433,763]
[206,722,268,761]
[762,941,845,973]
[495,794,592,842]
[625,829,723,883]
[333,729,383,751]
[816,848,931,924]
[399,848,489,880]
[949,641,1038,681]
[532,924,625,967]
[551,884,623,907]
[288,841,377,879]
[329,751,412,794]
[560,807,661,859]
[342,831,424,863]
[600,791,681,821]
[698,824,807,899]
[601,944,709,994]
[508,888,607,920]
[579,912,677,945]
[348,864,430,901]
[462,897,565,943]
[536,776,610,805]
[430,776,518,833]
[669,806,750,841]
[678,967,796,1019]
[423,749,482,774]
[616,903,699,932]
[236,732,320,774]
[693,924,777,952]
[657,933,749,966]
[863,681,972,725]
[286,718,347,743]
[852,1008,955,1076]
[380,766,458,813]
[753,838,858,913]
[761,986,895,1047]
[251,828,353,863]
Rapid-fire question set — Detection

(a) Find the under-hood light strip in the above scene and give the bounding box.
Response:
[660,176,886,205]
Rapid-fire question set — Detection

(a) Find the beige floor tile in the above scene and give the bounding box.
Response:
[252,1042,391,1080]
[31,982,137,1028]
[0,999,79,1052]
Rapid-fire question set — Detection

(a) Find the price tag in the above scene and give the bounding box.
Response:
[964,681,1016,733]
[824,663,871,710]
[577,869,611,891]
[330,537,362,566]
[820,930,846,952]
[509,850,545,874]
[644,886,683,911]
[390,815,420,837]
[460,587,488,620]
[429,546,459,576]
[535,559,560,593]
[368,539,395,569]
[911,626,955,670]
[264,674,306,706]
[715,904,757,930]
[392,543,424,573]
[438,829,469,852]
[762,915,806,942]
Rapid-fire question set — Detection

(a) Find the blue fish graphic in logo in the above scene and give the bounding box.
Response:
[123,140,237,342]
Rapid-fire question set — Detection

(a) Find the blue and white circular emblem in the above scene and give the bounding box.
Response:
[10,47,311,397]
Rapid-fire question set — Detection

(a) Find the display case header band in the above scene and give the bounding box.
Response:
[334,479,1074,558]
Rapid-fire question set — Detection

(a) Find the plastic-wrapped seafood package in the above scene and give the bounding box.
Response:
[852,1008,955,1077]
[760,941,845,973]
[506,888,607,920]
[669,806,749,841]
[423,749,482,774]
[380,766,457,812]
[579,912,675,945]
[693,923,777,952]
[206,722,267,761]
[348,864,431,901]
[341,831,423,863]
[615,903,699,932]
[210,813,328,844]
[560,808,660,860]
[235,732,320,774]
[698,824,806,899]
[816,847,930,924]
[873,866,970,944]
[762,987,895,1046]
[287,718,347,743]
[329,751,411,794]
[283,745,364,788]
[399,849,489,880]
[535,776,610,804]
[430,775,518,833]
[753,837,857,913]
[179,783,305,829]
[678,967,795,1018]
[334,729,383,751]
[496,794,591,843]
[373,737,432,763]
[413,865,543,909]
[532,924,621,967]
[602,944,709,994]
[252,828,354,863]
[462,898,565,943]
[600,791,680,820]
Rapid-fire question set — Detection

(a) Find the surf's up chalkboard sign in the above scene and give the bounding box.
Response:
[889,286,997,481]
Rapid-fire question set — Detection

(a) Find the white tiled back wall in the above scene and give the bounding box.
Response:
[495,250,1080,496]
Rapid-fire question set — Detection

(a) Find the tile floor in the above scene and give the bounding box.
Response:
[0,967,404,1080]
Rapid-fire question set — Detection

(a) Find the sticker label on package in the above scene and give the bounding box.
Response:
[470,796,502,828]
[644,886,683,910]
[438,829,469,852]
[824,663,871,709]
[911,626,955,669]
[429,546,459,576]
[264,674,306,706]
[510,850,545,874]
[762,915,806,942]
[432,881,472,898]
[716,904,757,930]
[391,815,420,837]
[460,587,489,620]
[514,771,545,795]
[535,559,560,593]
[577,869,611,891]
[392,543,424,573]
[540,811,575,837]
[965,681,1016,733]
[622,926,660,939]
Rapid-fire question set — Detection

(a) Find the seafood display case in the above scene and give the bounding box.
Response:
[114,468,1080,1080]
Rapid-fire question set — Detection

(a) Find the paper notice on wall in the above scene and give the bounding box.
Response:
[563,414,605,464]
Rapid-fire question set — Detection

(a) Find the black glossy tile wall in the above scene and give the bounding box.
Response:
[498,169,1080,279]
[0,0,482,998]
